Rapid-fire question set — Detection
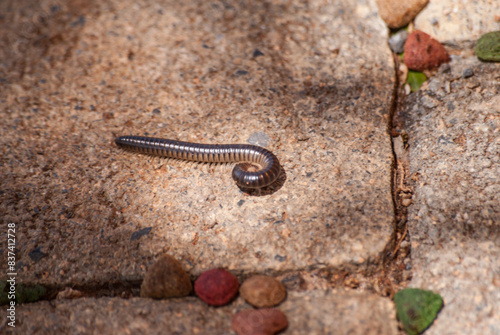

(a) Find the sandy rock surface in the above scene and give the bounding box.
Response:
[0,0,394,286]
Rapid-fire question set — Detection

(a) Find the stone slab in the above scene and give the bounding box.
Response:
[0,0,395,287]
[415,0,500,44]
[404,57,500,334]
[281,290,398,335]
[2,290,397,334]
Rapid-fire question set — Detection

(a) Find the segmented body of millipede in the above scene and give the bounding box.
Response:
[115,136,281,189]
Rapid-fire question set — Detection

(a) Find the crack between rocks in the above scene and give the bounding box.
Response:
[388,51,404,254]
[383,51,413,292]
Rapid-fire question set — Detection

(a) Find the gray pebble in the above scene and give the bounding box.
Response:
[248,132,271,147]
[462,68,474,78]
[389,30,408,54]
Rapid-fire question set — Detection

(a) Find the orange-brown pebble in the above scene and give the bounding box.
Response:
[404,30,451,71]
[240,275,286,308]
[376,0,429,29]
[231,308,288,335]
[140,254,192,299]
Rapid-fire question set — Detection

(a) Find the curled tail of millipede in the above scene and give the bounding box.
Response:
[115,135,281,189]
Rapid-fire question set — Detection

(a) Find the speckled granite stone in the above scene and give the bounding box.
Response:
[8,290,397,334]
[405,57,500,335]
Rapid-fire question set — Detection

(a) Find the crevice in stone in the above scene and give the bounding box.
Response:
[383,52,413,294]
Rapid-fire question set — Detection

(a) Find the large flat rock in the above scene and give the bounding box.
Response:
[5,290,397,335]
[415,0,500,43]
[404,57,500,334]
[0,0,395,287]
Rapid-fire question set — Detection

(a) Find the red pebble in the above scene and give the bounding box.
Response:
[231,308,288,335]
[404,30,450,71]
[194,268,239,306]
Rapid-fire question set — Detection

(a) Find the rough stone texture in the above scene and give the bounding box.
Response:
[6,297,229,334]
[140,254,192,299]
[415,0,500,43]
[280,290,398,335]
[376,0,429,29]
[0,0,395,288]
[0,0,400,333]
[4,290,397,334]
[404,57,500,334]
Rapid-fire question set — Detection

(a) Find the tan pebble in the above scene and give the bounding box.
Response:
[240,275,286,308]
[56,287,83,300]
[376,0,429,29]
[140,254,192,299]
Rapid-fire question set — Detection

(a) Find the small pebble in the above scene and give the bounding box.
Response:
[389,30,408,54]
[401,198,412,207]
[28,247,48,262]
[130,227,152,241]
[404,30,450,71]
[462,68,474,78]
[194,268,239,306]
[475,31,500,62]
[231,308,288,335]
[248,132,270,147]
[140,254,192,299]
[240,275,286,308]
[235,70,249,76]
[253,48,264,58]
[56,287,83,299]
[376,0,429,29]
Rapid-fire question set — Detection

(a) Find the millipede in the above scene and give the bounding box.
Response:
[115,135,281,189]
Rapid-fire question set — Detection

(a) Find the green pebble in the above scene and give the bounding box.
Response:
[394,288,443,335]
[475,31,500,62]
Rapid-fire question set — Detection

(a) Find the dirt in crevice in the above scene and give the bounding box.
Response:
[382,52,413,296]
